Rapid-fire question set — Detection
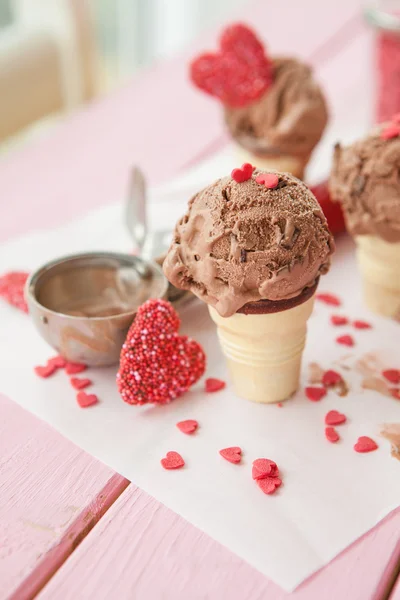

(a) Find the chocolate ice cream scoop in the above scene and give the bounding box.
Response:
[224,57,328,163]
[163,169,334,317]
[329,122,400,242]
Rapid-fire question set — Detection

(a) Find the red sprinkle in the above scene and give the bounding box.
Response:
[219,447,242,464]
[65,362,87,375]
[330,315,348,326]
[205,378,226,393]
[336,334,354,347]
[277,402,283,407]
[325,410,346,426]
[255,173,279,189]
[76,391,98,408]
[0,271,29,312]
[117,299,206,405]
[48,355,67,369]
[353,320,372,330]
[305,386,327,402]
[354,436,378,453]
[257,476,282,495]
[322,370,343,387]
[252,458,279,480]
[176,419,198,435]
[161,451,185,470]
[382,369,400,384]
[70,377,92,390]
[231,163,255,183]
[34,364,57,379]
[391,389,400,400]
[315,293,341,306]
[325,427,340,443]
[381,123,400,140]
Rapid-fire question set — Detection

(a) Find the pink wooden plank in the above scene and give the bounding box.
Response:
[0,0,365,244]
[391,575,400,600]
[37,485,400,600]
[0,394,128,600]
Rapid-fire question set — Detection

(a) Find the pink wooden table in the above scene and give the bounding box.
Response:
[1,1,400,598]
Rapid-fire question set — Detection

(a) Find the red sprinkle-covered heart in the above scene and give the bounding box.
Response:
[205,378,226,393]
[336,334,354,347]
[252,458,279,480]
[34,364,57,379]
[190,23,273,107]
[325,410,346,426]
[330,315,348,326]
[382,369,400,384]
[325,427,340,443]
[354,436,378,453]
[255,173,279,189]
[231,163,255,183]
[257,476,282,495]
[117,299,206,405]
[315,293,341,306]
[176,419,198,435]
[0,271,29,313]
[65,362,87,375]
[353,320,372,330]
[305,386,327,402]
[76,391,98,408]
[71,377,92,390]
[161,451,185,470]
[322,370,343,387]
[219,446,242,464]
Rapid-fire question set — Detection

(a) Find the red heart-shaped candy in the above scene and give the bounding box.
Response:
[176,420,198,435]
[117,299,206,405]
[231,163,255,183]
[257,476,282,495]
[190,23,273,107]
[354,436,378,453]
[325,410,346,426]
[219,447,242,464]
[252,458,279,480]
[76,391,98,408]
[161,451,185,470]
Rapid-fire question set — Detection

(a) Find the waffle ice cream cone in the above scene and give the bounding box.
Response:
[356,235,400,319]
[236,146,307,180]
[209,295,314,403]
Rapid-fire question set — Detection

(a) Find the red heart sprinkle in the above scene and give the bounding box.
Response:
[252,458,279,480]
[381,123,400,140]
[65,362,87,375]
[322,370,343,387]
[190,23,273,107]
[76,391,98,408]
[219,446,242,464]
[305,386,327,402]
[0,271,29,312]
[34,364,57,378]
[325,410,346,426]
[391,389,400,400]
[382,369,400,384]
[161,451,185,470]
[176,419,198,435]
[325,427,340,443]
[117,299,206,405]
[231,163,255,183]
[330,315,348,326]
[48,355,67,369]
[336,334,354,347]
[354,436,378,453]
[353,320,372,330]
[71,377,92,390]
[315,293,341,306]
[205,378,226,393]
[255,173,279,189]
[257,476,282,495]
[277,402,283,407]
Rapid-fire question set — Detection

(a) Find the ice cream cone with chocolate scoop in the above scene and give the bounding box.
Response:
[330,117,400,319]
[190,23,328,180]
[163,168,334,403]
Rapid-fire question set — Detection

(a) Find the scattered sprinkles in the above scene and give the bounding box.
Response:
[382,369,400,384]
[205,378,226,393]
[252,458,281,495]
[322,370,343,387]
[117,299,206,405]
[219,447,242,464]
[330,315,348,326]
[34,364,57,379]
[161,451,185,470]
[0,271,29,312]
[354,436,378,453]
[325,410,346,426]
[315,292,341,306]
[65,362,87,375]
[305,386,327,402]
[257,477,282,495]
[336,334,355,347]
[255,173,279,189]
[176,419,198,435]
[48,355,67,369]
[76,391,98,408]
[325,427,340,443]
[70,377,92,390]
[353,320,372,330]
[231,163,255,183]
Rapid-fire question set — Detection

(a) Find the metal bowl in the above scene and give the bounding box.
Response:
[26,252,168,366]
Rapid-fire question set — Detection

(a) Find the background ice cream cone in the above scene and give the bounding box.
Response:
[209,295,315,403]
[356,235,400,319]
[236,146,307,180]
